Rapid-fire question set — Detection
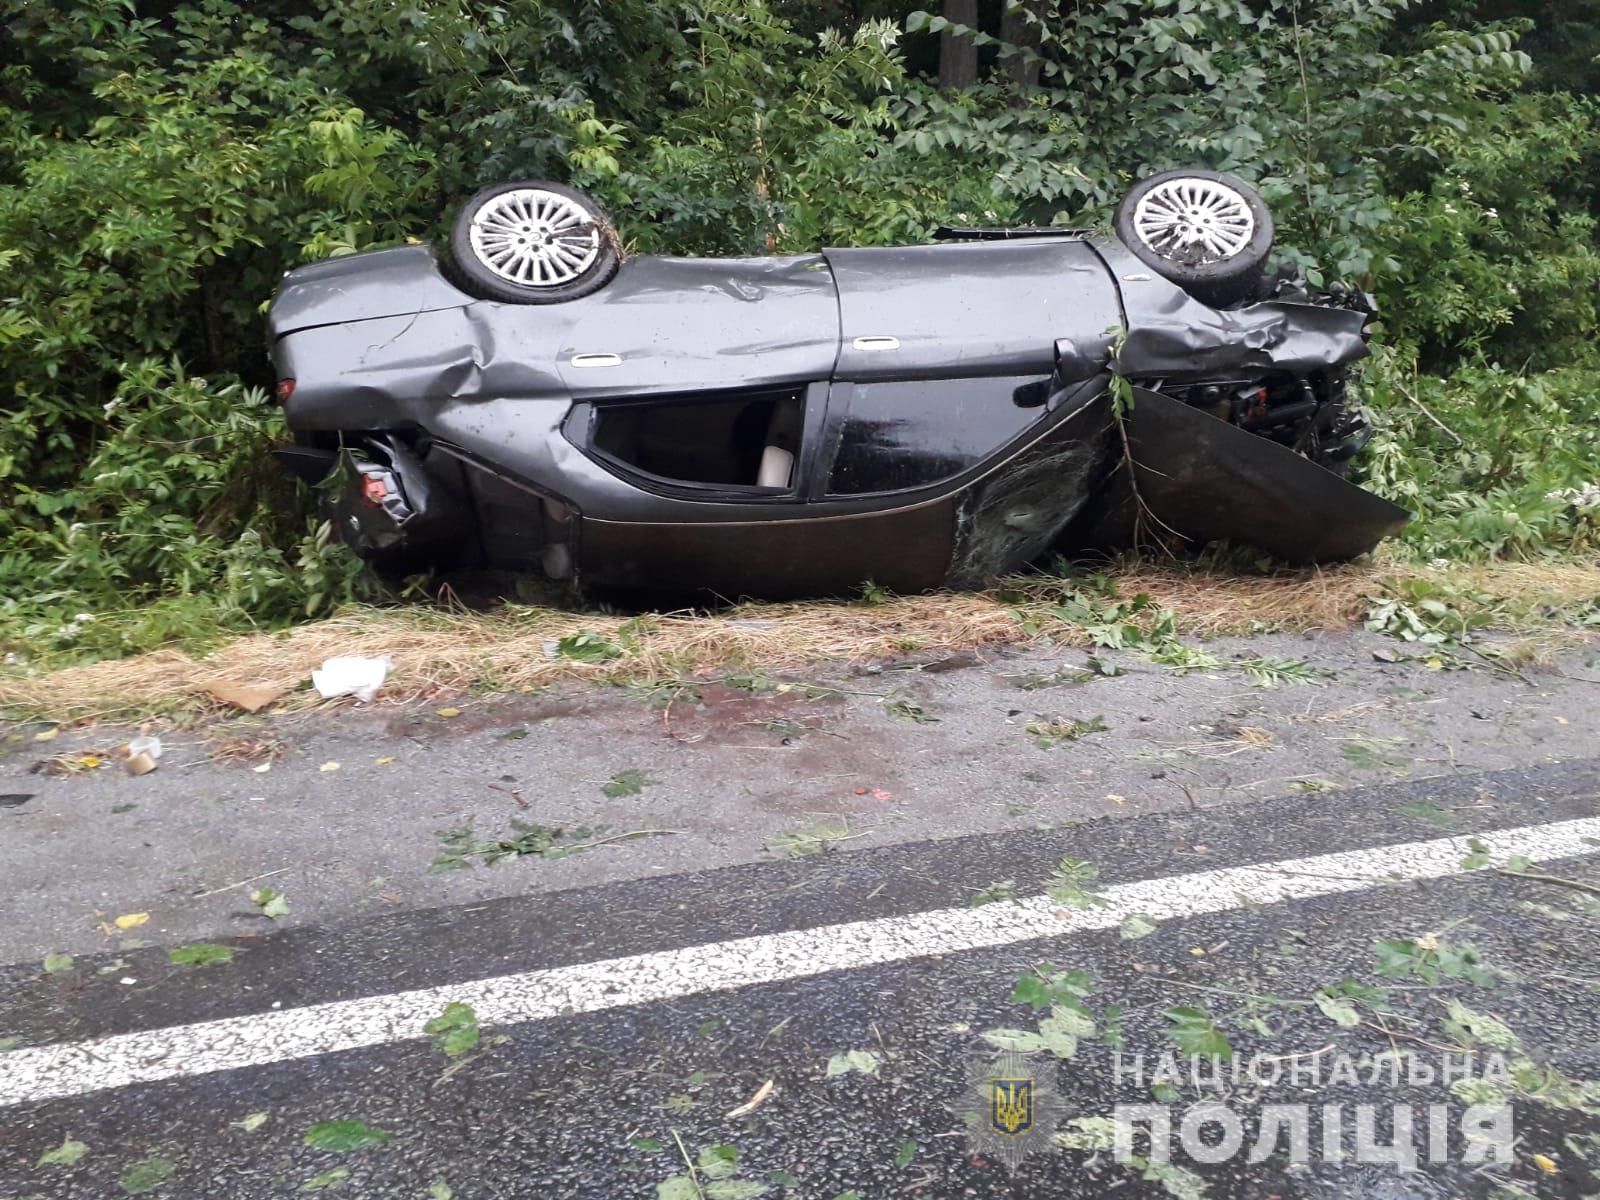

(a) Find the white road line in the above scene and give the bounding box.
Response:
[3,816,1597,1108]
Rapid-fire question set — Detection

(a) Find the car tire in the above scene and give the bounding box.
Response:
[448,180,621,304]
[1114,169,1274,308]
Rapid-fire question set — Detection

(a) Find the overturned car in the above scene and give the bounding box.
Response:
[267,170,1407,598]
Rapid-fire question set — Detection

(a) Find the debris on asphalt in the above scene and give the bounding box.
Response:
[765,820,863,859]
[201,678,290,713]
[33,750,109,777]
[723,1079,775,1119]
[0,794,33,808]
[127,735,162,760]
[312,655,391,703]
[250,887,290,919]
[124,735,161,775]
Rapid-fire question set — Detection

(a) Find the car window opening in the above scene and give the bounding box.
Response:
[592,390,805,489]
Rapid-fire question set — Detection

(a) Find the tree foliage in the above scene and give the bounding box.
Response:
[0,0,1596,664]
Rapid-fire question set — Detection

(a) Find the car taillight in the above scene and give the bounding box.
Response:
[275,378,296,405]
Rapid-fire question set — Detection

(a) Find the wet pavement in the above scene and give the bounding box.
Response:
[1,629,1598,1197]
[2,627,1597,962]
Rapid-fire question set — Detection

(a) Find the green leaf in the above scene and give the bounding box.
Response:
[1119,913,1159,940]
[424,1002,481,1056]
[120,1158,176,1194]
[427,1184,454,1200]
[303,1120,392,1152]
[302,1167,351,1191]
[894,1137,917,1168]
[631,1136,665,1153]
[1010,974,1052,1010]
[251,887,290,919]
[231,1112,269,1133]
[167,943,234,967]
[1440,1000,1521,1050]
[657,1178,700,1200]
[1459,836,1491,870]
[602,768,654,798]
[884,697,939,724]
[556,631,621,662]
[1045,856,1108,907]
[42,952,74,974]
[825,1049,882,1077]
[983,1025,1049,1058]
[1312,992,1362,1028]
[699,1144,739,1180]
[38,1136,89,1166]
[1372,937,1426,978]
[1163,1005,1232,1060]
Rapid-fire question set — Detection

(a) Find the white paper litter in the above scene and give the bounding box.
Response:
[312,655,392,703]
[126,735,163,760]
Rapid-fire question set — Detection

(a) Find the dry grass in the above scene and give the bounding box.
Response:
[1111,556,1600,634]
[3,554,1596,725]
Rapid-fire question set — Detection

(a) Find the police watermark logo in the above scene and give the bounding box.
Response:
[1103,1049,1517,1170]
[954,1050,1070,1171]
[991,1076,1033,1137]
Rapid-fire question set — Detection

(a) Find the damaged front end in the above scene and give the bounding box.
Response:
[1063,249,1409,562]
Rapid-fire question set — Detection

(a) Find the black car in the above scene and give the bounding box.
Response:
[266,170,1407,598]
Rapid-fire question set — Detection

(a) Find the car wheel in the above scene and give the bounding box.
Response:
[1113,169,1274,308]
[448,180,621,304]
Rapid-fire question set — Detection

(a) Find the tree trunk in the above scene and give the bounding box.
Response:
[1000,0,1045,89]
[938,0,979,92]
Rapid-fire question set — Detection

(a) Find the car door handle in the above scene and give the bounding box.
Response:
[570,352,622,368]
[851,336,900,352]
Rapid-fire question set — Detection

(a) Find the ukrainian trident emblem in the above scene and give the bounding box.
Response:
[990,1076,1035,1136]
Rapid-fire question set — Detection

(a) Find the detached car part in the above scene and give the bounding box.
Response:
[266,171,1407,598]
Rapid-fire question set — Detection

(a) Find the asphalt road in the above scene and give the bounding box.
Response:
[2,630,1599,1197]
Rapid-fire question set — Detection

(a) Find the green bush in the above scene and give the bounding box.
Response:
[1360,350,1600,561]
[1,0,1597,670]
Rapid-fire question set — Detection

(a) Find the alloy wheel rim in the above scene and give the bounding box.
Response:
[468,188,602,287]
[1132,178,1256,266]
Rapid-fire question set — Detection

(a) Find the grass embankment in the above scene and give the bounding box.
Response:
[4,554,1596,726]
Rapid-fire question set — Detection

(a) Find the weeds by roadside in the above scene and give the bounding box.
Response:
[764,820,862,859]
[430,819,676,871]
[2,555,1595,724]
